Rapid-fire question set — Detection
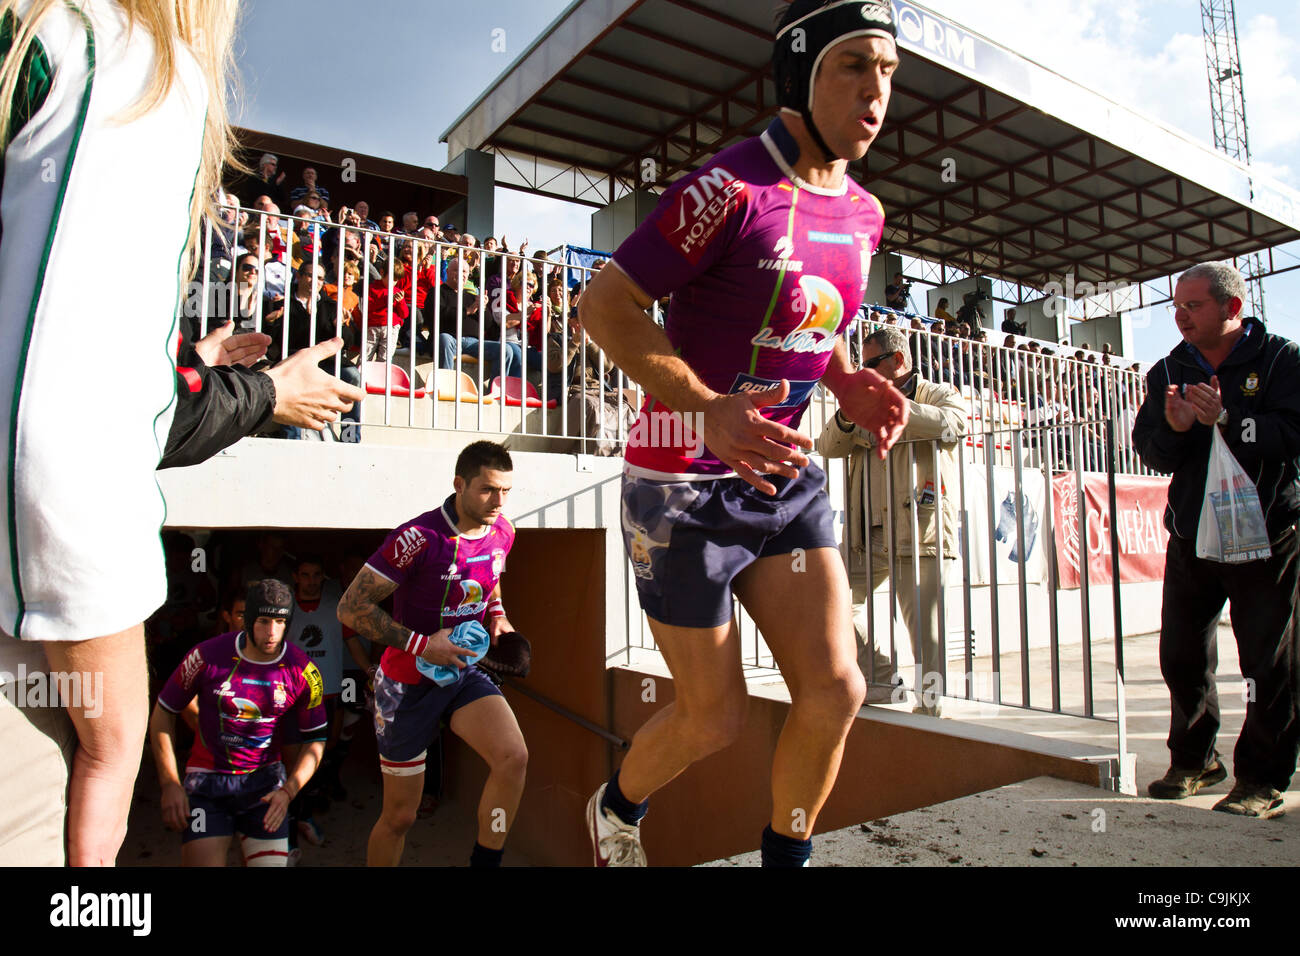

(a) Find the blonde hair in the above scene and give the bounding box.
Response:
[0,0,242,278]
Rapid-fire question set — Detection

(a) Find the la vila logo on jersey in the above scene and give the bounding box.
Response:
[751,275,844,354]
[452,579,488,617]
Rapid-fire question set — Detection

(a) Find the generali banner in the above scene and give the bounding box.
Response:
[1052,472,1172,588]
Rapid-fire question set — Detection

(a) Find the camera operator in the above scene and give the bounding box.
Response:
[956,290,988,330]
[884,273,911,311]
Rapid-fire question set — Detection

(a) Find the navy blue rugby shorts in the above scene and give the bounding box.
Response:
[621,461,836,628]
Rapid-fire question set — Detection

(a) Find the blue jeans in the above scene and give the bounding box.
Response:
[282,363,362,442]
[340,364,361,442]
[456,337,519,385]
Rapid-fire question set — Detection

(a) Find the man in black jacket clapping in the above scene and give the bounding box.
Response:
[1132,260,1300,819]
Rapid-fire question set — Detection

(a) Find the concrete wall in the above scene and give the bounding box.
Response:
[438,528,614,867]
[157,437,630,659]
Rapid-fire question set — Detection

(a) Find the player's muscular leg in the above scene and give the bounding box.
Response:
[450,696,528,850]
[733,548,864,839]
[615,618,749,804]
[367,771,424,866]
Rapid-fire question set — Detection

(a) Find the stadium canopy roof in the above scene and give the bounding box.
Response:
[442,0,1300,291]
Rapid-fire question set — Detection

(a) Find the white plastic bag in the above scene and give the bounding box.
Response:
[1196,426,1272,563]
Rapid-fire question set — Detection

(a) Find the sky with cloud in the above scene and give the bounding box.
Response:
[232,0,1300,361]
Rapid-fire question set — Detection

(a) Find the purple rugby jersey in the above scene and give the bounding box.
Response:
[157,631,327,774]
[366,494,515,685]
[613,118,886,478]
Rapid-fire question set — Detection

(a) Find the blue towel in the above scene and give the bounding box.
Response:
[414,620,491,686]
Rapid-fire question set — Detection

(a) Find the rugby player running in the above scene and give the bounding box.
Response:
[149,580,327,866]
[338,441,526,867]
[579,0,908,866]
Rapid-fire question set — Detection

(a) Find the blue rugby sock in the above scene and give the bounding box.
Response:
[760,824,812,867]
[601,770,648,826]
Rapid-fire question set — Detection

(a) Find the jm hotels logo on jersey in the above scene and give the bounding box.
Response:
[180,647,204,686]
[751,275,844,354]
[391,526,428,570]
[658,166,746,265]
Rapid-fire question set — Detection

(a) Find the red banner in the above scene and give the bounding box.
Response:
[1052,472,1171,588]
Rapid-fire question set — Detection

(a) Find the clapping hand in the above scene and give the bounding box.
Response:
[193,320,271,367]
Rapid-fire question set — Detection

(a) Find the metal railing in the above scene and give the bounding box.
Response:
[619,419,1136,790]
[194,204,643,448]
[194,207,1152,473]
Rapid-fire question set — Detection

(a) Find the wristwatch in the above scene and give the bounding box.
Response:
[834,409,854,432]
[1215,408,1229,427]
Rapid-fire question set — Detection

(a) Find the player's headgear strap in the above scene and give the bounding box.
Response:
[246,579,293,624]
[773,0,897,162]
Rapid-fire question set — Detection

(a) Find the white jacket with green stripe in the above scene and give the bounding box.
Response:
[0,0,206,656]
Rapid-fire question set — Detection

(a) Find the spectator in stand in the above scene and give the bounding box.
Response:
[213,253,277,334]
[367,251,411,361]
[1002,307,1026,335]
[401,211,420,235]
[299,191,329,224]
[286,263,363,442]
[442,255,525,384]
[818,327,965,715]
[322,259,362,345]
[398,241,440,353]
[251,199,292,261]
[240,152,289,210]
[354,201,378,231]
[264,263,324,365]
[933,297,955,324]
[884,272,909,310]
[239,230,288,298]
[462,235,481,272]
[289,167,330,208]
[377,211,396,234]
[203,190,242,280]
[499,268,543,377]
[418,217,441,245]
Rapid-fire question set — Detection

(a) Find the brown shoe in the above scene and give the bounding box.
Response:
[1147,755,1227,799]
[1213,780,1286,818]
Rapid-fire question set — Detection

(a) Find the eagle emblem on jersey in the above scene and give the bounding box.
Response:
[750,274,844,354]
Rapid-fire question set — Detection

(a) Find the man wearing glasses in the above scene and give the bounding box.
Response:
[1133,260,1300,818]
[818,325,966,715]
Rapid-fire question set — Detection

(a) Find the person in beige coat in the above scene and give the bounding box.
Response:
[819,326,966,715]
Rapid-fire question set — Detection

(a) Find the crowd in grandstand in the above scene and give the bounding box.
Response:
[192,152,624,444]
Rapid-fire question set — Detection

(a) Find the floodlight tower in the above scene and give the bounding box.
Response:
[1201,0,1266,319]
